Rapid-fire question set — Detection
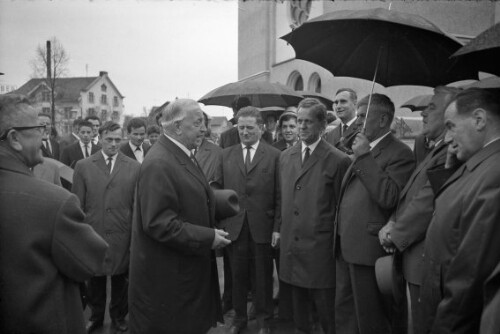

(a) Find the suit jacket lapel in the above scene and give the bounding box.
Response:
[234,146,246,176]
[92,153,109,176]
[247,143,265,174]
[295,141,321,182]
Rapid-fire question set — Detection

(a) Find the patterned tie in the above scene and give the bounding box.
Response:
[303,147,310,166]
[245,145,252,173]
[84,143,90,158]
[107,156,113,173]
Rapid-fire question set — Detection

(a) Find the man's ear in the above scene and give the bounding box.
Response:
[379,113,390,128]
[472,108,487,131]
[173,120,183,135]
[7,131,23,152]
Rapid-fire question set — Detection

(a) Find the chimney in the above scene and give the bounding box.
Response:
[46,41,52,79]
[99,71,108,77]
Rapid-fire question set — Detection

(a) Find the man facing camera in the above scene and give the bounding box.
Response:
[120,117,150,163]
[0,94,108,334]
[72,121,140,333]
[128,99,231,334]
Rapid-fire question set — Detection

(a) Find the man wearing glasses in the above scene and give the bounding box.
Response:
[72,121,140,334]
[0,94,108,334]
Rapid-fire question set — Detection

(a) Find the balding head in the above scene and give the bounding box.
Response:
[161,99,206,150]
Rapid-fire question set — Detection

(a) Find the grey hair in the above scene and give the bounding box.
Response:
[160,99,194,128]
[0,94,32,135]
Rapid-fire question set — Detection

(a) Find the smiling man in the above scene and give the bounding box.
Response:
[280,98,351,334]
[72,121,140,334]
[325,88,359,152]
[420,88,500,334]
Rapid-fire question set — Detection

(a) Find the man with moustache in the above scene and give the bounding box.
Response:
[377,86,460,334]
[280,98,351,334]
[72,121,140,333]
[273,111,299,151]
[325,88,359,152]
[0,94,108,334]
[128,99,231,334]
[335,94,415,334]
[420,88,500,334]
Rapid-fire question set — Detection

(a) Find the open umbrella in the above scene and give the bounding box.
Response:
[301,91,334,109]
[401,94,432,112]
[451,23,500,76]
[198,81,303,108]
[281,8,478,87]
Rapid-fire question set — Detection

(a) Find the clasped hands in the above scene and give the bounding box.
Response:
[211,230,281,250]
[378,220,396,254]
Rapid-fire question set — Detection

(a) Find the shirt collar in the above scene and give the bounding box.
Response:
[101,151,117,161]
[369,131,391,149]
[129,141,141,151]
[241,140,260,151]
[164,134,191,157]
[484,136,500,148]
[344,117,356,127]
[301,137,321,154]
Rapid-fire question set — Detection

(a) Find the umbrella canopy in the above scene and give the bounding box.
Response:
[281,8,478,87]
[198,81,303,108]
[451,23,500,76]
[401,94,432,112]
[461,76,500,89]
[301,91,334,109]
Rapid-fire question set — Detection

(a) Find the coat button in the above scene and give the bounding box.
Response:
[106,209,111,213]
[294,211,299,216]
[296,185,301,190]
[294,236,299,241]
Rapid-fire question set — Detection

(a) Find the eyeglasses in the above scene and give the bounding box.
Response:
[0,125,46,140]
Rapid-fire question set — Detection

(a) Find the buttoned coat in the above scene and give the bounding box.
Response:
[218,142,281,243]
[120,141,151,161]
[420,140,500,334]
[196,139,223,182]
[128,135,222,334]
[60,141,100,168]
[335,134,415,266]
[390,141,447,285]
[0,148,108,334]
[72,151,140,276]
[280,140,350,288]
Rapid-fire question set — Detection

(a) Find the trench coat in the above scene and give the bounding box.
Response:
[420,139,500,334]
[279,140,350,288]
[128,135,222,334]
[0,148,108,334]
[72,151,140,276]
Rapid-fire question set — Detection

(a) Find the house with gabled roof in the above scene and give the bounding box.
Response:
[14,71,124,136]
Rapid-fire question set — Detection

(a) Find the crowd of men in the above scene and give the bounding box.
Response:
[0,84,499,334]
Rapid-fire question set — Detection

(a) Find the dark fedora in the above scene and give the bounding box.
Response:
[213,189,240,221]
[375,253,405,302]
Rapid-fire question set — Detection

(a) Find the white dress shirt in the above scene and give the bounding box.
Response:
[101,151,117,173]
[79,141,92,158]
[241,141,260,163]
[301,137,321,161]
[129,142,144,163]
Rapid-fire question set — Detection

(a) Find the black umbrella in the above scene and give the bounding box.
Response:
[198,81,303,108]
[301,91,334,109]
[281,8,478,88]
[401,94,432,112]
[451,23,500,76]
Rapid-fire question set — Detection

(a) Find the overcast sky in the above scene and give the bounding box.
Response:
[0,0,237,118]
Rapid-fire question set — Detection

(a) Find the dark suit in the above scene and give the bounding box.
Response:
[60,141,100,168]
[0,148,108,334]
[272,139,289,151]
[420,140,500,334]
[128,135,222,334]
[196,139,222,182]
[335,133,415,334]
[41,137,60,161]
[219,126,273,148]
[120,141,151,162]
[72,151,140,324]
[324,121,358,150]
[280,140,351,333]
[413,134,433,165]
[388,140,447,334]
[218,142,281,328]
[59,133,79,158]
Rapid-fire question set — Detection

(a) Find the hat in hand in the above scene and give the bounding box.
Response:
[213,189,240,220]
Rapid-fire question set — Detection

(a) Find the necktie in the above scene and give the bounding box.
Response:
[342,124,348,136]
[190,152,201,170]
[303,147,310,166]
[245,146,252,173]
[84,144,90,158]
[134,146,143,163]
[107,156,113,173]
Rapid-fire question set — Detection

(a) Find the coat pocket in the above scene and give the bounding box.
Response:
[366,222,384,236]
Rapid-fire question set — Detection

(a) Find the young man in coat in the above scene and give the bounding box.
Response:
[218,106,281,334]
[60,120,101,168]
[334,94,415,334]
[72,121,140,333]
[128,99,231,334]
[420,88,500,334]
[377,86,460,334]
[120,117,151,163]
[280,98,351,334]
[0,94,108,334]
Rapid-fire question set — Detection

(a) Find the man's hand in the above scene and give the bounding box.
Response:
[351,132,371,159]
[212,229,231,250]
[445,144,460,169]
[378,220,396,253]
[271,232,280,248]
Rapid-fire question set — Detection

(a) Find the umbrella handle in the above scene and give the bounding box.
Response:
[363,47,383,131]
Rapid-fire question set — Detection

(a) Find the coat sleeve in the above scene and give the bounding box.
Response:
[273,152,281,233]
[51,195,108,282]
[432,178,500,333]
[352,146,415,210]
[71,161,86,210]
[138,161,215,255]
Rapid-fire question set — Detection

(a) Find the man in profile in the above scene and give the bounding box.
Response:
[0,94,108,334]
[128,98,231,334]
[38,112,60,160]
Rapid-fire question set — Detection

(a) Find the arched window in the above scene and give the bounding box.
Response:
[308,72,322,93]
[288,0,312,29]
[287,71,304,91]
